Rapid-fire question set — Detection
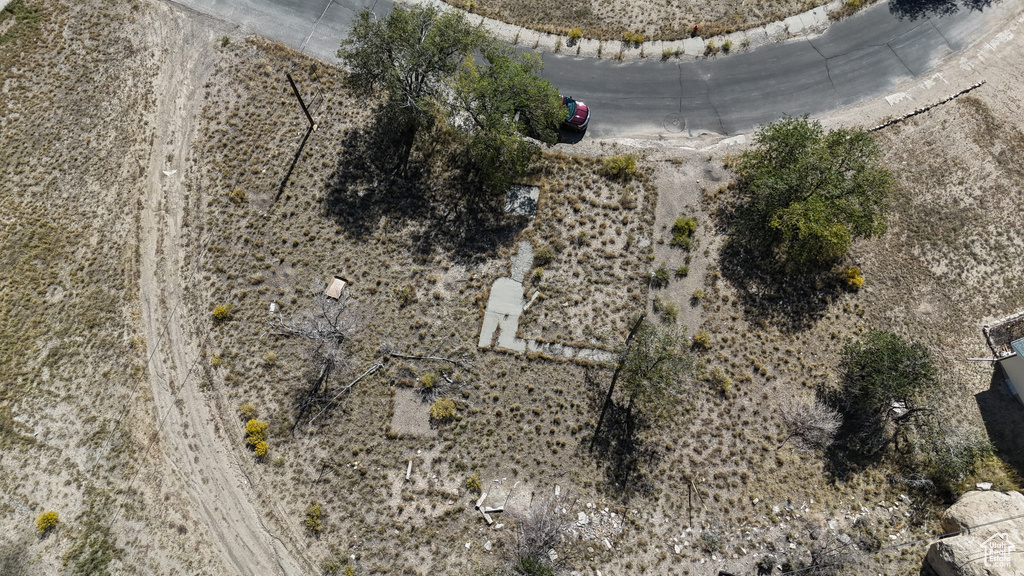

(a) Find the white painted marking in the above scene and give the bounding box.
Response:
[885,92,911,106]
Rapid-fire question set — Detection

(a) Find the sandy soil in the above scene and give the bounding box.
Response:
[135,3,308,574]
[3,0,1022,575]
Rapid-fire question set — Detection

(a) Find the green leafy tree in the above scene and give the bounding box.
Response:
[736,117,896,269]
[338,6,564,200]
[338,5,487,148]
[592,318,693,445]
[452,42,563,199]
[839,330,937,455]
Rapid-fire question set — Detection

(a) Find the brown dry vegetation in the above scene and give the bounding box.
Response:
[3,0,1023,575]
[0,1,226,574]
[449,0,830,41]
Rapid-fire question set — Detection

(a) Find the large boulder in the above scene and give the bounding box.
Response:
[926,491,1024,576]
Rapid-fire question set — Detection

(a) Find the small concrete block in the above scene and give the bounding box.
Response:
[682,37,704,56]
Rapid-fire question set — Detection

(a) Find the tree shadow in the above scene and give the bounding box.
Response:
[818,386,886,482]
[718,234,846,333]
[322,116,531,263]
[888,0,994,20]
[975,364,1024,480]
[583,370,661,501]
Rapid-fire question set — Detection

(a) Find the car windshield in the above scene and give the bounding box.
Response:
[565,99,577,119]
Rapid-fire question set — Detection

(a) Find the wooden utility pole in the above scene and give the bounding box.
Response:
[286,72,317,131]
[590,314,646,450]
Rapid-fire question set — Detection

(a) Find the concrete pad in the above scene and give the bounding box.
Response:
[764,21,787,40]
[784,15,806,35]
[576,348,616,363]
[510,240,533,283]
[682,37,705,56]
[478,276,526,350]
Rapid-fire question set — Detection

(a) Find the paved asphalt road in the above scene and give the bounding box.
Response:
[170,0,1015,136]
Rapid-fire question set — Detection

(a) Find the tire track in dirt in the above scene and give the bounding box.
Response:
[138,3,305,574]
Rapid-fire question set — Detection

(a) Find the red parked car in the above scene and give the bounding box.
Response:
[561,96,590,130]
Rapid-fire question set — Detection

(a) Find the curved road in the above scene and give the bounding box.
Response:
[169,0,1017,134]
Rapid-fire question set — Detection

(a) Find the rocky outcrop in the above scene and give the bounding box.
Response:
[926,491,1024,576]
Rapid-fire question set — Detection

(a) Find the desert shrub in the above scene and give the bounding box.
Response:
[253,440,268,459]
[691,288,705,301]
[36,511,59,535]
[671,216,698,249]
[212,304,233,322]
[709,367,731,394]
[466,471,482,494]
[244,418,269,448]
[601,154,637,181]
[844,266,864,290]
[698,529,723,553]
[568,27,582,41]
[704,40,719,57]
[227,188,246,204]
[533,244,556,267]
[660,301,679,324]
[692,330,712,350]
[513,556,554,576]
[757,554,778,574]
[220,35,230,47]
[723,39,733,53]
[650,264,670,288]
[430,398,457,423]
[420,372,437,389]
[397,284,417,307]
[237,402,257,421]
[305,503,323,535]
[675,265,690,277]
[262,351,277,366]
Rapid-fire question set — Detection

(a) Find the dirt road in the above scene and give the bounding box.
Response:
[137,3,306,574]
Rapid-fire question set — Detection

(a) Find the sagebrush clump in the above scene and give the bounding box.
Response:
[244,418,269,459]
[601,154,638,181]
[430,398,457,423]
[466,471,482,494]
[844,266,864,290]
[212,304,233,322]
[36,510,59,535]
[237,401,257,421]
[671,216,698,249]
[692,330,712,350]
[305,502,323,535]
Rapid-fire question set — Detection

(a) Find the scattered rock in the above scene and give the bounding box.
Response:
[548,549,558,562]
[976,482,993,491]
[484,540,492,551]
[577,512,589,524]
